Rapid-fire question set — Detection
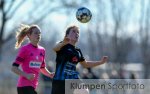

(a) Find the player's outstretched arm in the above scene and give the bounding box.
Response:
[40,67,54,78]
[80,56,108,68]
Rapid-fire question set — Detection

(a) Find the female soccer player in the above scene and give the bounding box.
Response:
[52,25,108,94]
[11,24,54,94]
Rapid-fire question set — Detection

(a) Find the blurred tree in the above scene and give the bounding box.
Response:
[0,0,20,60]
[110,0,124,63]
[109,0,134,63]
[138,0,150,79]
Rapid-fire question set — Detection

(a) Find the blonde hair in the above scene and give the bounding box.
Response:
[15,24,39,49]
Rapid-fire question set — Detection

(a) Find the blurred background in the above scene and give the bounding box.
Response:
[0,0,150,94]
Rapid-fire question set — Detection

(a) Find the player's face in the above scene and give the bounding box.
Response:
[67,28,79,42]
[28,27,41,43]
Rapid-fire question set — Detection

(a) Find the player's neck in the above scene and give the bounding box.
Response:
[30,42,38,47]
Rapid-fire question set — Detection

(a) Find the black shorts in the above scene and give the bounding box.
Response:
[52,80,81,94]
[17,86,37,94]
[51,80,65,94]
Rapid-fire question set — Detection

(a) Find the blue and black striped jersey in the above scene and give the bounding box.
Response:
[53,44,85,80]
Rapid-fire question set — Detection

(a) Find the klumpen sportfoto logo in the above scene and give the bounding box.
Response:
[65,79,150,94]
[70,81,144,90]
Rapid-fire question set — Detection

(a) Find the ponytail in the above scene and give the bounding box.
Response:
[15,24,30,49]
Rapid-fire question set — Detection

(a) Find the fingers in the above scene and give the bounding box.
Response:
[50,74,54,78]
[103,56,108,60]
[50,72,55,78]
[63,37,71,44]
[101,56,108,64]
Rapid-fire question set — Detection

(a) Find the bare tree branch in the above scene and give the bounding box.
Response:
[5,0,15,14]
[6,0,25,19]
[29,6,63,24]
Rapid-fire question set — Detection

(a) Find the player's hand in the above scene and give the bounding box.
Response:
[49,72,55,78]
[25,73,35,81]
[100,56,108,64]
[63,37,70,44]
[63,36,76,45]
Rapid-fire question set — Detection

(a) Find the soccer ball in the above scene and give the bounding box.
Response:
[76,7,92,23]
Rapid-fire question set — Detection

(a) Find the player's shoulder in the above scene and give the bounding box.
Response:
[75,46,80,50]
[38,45,45,51]
[75,46,82,51]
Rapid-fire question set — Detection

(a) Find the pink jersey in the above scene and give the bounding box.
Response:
[13,43,46,89]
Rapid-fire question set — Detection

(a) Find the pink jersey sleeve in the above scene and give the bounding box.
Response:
[40,49,46,68]
[14,46,27,65]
